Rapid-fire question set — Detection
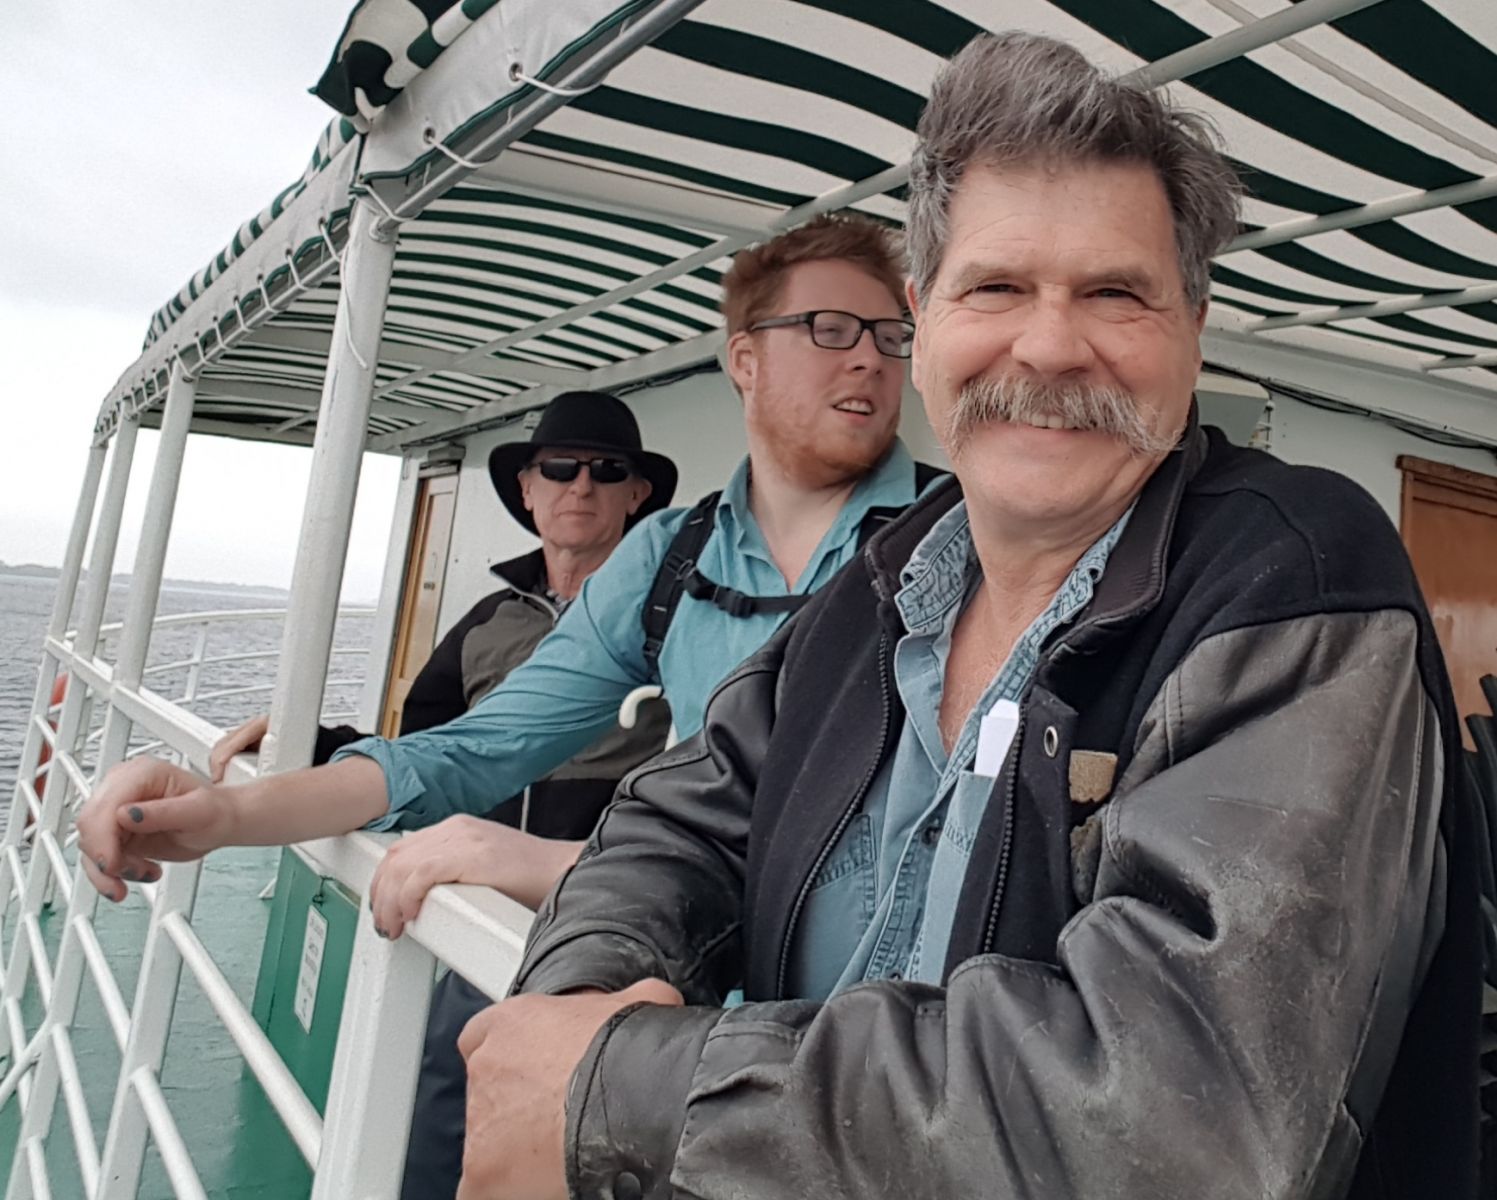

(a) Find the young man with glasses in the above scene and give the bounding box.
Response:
[80,212,943,1198]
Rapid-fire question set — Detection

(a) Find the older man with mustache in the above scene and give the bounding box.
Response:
[452,29,1481,1200]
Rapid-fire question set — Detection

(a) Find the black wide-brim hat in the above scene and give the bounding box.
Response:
[487,391,679,535]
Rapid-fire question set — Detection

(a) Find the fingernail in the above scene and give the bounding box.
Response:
[96,857,107,873]
[374,926,389,939]
[128,806,144,824]
[122,868,138,882]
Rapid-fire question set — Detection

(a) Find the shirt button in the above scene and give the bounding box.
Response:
[614,1171,644,1200]
[920,822,942,846]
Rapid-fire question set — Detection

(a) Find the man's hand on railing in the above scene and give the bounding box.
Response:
[78,758,237,901]
[455,980,684,1200]
[367,815,582,937]
[208,714,270,783]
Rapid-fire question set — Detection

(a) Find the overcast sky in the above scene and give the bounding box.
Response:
[0,3,401,598]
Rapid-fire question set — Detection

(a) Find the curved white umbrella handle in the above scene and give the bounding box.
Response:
[619,685,664,729]
[619,684,676,748]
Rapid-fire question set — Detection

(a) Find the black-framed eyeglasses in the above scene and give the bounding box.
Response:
[529,456,634,485]
[748,310,914,359]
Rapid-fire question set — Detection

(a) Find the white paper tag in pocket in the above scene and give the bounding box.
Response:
[974,699,1021,779]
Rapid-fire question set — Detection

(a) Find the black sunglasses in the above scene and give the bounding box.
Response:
[530,456,634,485]
[748,309,914,359]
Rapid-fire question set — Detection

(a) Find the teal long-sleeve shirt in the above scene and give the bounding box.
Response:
[336,442,925,830]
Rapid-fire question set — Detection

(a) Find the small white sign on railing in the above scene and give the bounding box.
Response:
[295,904,329,1034]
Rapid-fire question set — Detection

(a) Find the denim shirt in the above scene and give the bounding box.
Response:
[337,442,924,830]
[787,499,1131,1001]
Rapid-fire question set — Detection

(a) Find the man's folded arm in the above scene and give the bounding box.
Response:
[557,608,1449,1200]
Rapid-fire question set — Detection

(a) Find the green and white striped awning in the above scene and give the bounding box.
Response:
[101,0,1497,448]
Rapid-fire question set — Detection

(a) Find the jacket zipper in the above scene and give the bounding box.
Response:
[517,587,560,624]
[981,715,1025,953]
[978,637,1076,953]
[775,631,894,997]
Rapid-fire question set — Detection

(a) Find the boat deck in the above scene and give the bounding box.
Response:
[0,846,312,1198]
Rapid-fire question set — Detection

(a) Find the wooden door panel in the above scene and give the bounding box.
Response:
[381,472,459,737]
[1400,456,1497,749]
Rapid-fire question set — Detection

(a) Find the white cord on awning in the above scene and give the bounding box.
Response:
[498,0,606,100]
[283,249,305,291]
[507,62,603,99]
[356,183,408,228]
[424,133,485,172]
[318,220,370,371]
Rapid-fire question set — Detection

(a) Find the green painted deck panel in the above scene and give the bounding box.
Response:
[0,847,315,1199]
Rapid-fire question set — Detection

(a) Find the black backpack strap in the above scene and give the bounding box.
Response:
[856,459,949,547]
[641,492,721,683]
[643,462,949,679]
[680,569,813,619]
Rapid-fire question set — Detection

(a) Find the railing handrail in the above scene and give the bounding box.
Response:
[216,720,532,997]
[83,604,377,642]
[2,623,528,1199]
[45,607,378,735]
[143,644,368,677]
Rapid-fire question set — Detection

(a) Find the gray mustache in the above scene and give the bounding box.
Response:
[947,375,1179,457]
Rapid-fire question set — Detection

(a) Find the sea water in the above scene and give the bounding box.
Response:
[0,573,371,805]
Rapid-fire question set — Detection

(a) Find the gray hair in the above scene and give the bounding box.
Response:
[907,32,1241,307]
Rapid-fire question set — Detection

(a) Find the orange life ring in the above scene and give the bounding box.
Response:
[33,673,67,805]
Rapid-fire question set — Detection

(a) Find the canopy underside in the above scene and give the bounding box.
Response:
[105,0,1497,449]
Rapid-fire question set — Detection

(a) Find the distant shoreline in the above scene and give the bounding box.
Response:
[0,562,290,598]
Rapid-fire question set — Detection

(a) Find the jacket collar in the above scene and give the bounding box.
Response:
[862,403,1208,642]
[488,547,549,596]
[1068,406,1206,650]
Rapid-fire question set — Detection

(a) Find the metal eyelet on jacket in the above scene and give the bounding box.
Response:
[1042,725,1060,758]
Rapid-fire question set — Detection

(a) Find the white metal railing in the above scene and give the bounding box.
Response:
[3,80,579,1192]
[18,605,376,928]
[0,618,534,1198]
[94,605,376,726]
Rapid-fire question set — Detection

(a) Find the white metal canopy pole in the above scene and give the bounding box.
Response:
[2,440,105,860]
[1250,281,1497,332]
[64,418,141,676]
[1425,351,1497,373]
[252,196,426,1198]
[0,438,106,1187]
[259,198,398,774]
[4,363,199,1200]
[94,362,198,768]
[310,903,435,1198]
[0,416,138,1064]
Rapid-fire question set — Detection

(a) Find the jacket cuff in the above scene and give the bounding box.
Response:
[566,1003,720,1200]
[514,930,669,997]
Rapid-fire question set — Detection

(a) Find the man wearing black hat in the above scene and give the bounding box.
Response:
[206,389,677,1197]
[208,389,675,815]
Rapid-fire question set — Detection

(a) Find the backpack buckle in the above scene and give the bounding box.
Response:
[715,587,757,618]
